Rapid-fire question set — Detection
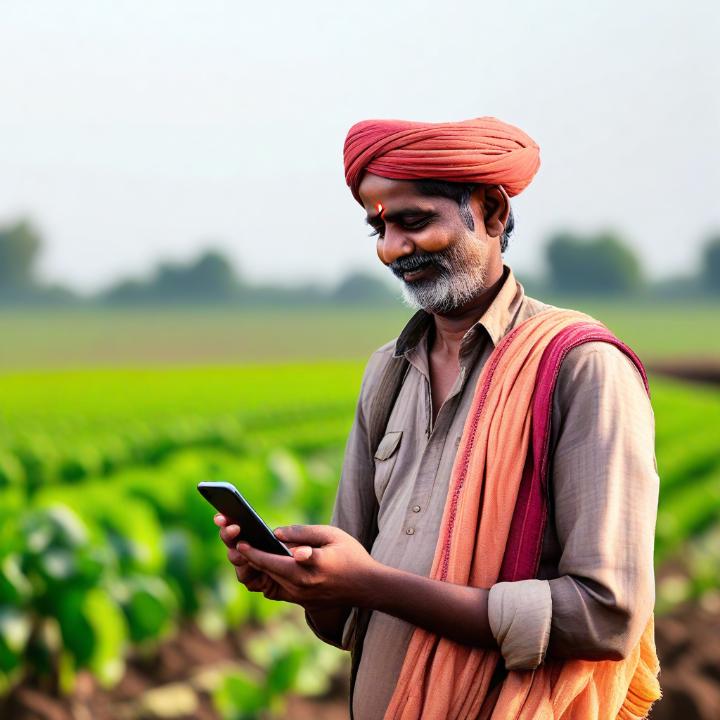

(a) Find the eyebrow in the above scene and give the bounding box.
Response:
[364,207,436,226]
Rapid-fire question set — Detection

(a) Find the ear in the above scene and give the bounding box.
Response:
[480,185,510,239]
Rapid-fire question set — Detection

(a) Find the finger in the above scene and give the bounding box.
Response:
[244,574,269,592]
[213,513,227,527]
[236,564,263,584]
[237,563,265,586]
[237,543,303,580]
[274,524,337,547]
[227,546,253,567]
[219,524,242,547]
[289,545,313,562]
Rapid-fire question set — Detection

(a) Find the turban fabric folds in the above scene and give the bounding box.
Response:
[343,116,541,204]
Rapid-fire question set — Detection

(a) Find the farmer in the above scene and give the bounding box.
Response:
[215,117,661,719]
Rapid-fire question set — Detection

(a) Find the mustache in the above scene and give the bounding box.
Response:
[389,251,448,279]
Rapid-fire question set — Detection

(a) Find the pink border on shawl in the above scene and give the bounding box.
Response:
[498,323,650,582]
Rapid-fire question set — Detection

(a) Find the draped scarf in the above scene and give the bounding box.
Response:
[383,309,661,720]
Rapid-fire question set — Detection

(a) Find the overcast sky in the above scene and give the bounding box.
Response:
[1,1,718,293]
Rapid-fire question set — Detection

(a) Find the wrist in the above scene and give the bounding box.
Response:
[343,557,384,609]
[358,560,397,612]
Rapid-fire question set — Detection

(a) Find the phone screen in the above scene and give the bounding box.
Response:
[198,481,292,556]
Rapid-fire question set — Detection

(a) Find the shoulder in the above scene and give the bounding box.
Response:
[553,336,653,426]
[517,291,649,390]
[365,337,399,381]
[357,337,402,410]
[559,340,646,387]
[508,278,557,326]
[512,294,653,417]
[516,292,554,324]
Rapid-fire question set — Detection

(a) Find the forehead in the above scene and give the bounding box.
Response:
[357,173,428,212]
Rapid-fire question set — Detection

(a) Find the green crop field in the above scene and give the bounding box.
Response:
[0,303,718,717]
[0,363,363,715]
[1,362,719,715]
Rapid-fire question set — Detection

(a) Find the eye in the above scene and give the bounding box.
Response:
[403,218,431,231]
[368,226,384,239]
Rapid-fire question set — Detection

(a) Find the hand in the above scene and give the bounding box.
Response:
[213,513,299,601]
[235,524,378,610]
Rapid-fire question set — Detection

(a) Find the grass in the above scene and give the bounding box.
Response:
[0,307,409,370]
[0,299,718,370]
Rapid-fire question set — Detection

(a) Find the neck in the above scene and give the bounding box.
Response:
[429,265,507,359]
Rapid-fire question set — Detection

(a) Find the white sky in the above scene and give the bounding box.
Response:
[1,0,718,293]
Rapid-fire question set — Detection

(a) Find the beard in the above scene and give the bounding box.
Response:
[389,233,490,314]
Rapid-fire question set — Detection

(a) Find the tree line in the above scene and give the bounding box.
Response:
[0,220,396,307]
[1,219,719,307]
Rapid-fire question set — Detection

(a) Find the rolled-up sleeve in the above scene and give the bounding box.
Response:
[488,342,659,668]
[488,579,552,669]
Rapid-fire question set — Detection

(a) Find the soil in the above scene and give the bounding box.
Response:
[650,602,720,720]
[1,621,349,720]
[648,359,720,385]
[3,601,718,720]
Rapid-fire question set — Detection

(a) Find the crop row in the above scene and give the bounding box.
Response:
[0,405,355,494]
[0,445,346,703]
[649,378,720,563]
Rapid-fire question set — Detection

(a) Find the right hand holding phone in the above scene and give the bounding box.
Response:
[213,513,311,601]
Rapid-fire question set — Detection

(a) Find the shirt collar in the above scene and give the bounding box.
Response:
[393,264,523,358]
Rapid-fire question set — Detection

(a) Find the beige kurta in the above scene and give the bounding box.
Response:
[306,266,659,720]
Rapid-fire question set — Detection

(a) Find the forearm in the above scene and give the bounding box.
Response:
[364,562,497,649]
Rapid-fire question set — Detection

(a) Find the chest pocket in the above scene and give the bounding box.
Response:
[373,430,403,503]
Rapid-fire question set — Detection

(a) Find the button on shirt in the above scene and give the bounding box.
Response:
[306,266,659,720]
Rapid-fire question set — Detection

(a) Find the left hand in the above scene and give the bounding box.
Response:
[235,524,378,610]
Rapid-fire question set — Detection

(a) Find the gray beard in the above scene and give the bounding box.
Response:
[395,238,489,314]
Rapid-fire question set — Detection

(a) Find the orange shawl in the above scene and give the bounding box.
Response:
[383,309,661,720]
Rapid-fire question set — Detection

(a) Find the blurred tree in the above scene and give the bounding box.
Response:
[0,220,42,298]
[100,253,403,307]
[545,231,643,295]
[240,283,326,307]
[176,250,238,300]
[101,278,150,305]
[102,249,241,304]
[332,271,396,305]
[701,233,720,293]
[151,250,239,302]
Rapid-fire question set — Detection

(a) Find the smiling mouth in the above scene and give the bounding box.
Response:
[402,264,435,282]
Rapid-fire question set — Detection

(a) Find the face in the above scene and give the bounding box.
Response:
[357,173,500,314]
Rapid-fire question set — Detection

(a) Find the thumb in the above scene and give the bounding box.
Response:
[290,545,313,562]
[275,524,336,547]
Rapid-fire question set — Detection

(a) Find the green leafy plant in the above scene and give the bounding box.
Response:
[213,619,345,720]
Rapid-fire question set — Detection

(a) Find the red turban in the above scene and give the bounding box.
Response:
[343,116,540,204]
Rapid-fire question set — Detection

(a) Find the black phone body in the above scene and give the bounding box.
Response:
[197,481,292,557]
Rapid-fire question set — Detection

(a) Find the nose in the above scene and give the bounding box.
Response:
[377,226,415,265]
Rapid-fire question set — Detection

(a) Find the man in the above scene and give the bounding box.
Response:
[215,117,660,718]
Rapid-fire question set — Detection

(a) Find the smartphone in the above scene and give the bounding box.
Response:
[197,481,292,557]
